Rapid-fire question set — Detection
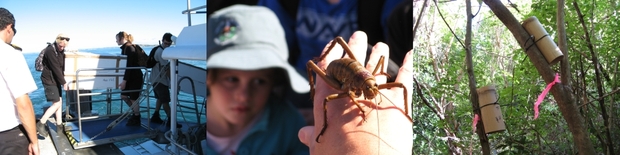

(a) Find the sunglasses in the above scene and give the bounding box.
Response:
[58,37,70,41]
[163,41,172,45]
[11,24,16,35]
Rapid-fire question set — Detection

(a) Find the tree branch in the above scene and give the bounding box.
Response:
[465,0,491,154]
[413,76,443,120]
[481,0,595,154]
[572,1,614,153]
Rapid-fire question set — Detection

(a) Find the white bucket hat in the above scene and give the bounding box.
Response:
[206,4,310,93]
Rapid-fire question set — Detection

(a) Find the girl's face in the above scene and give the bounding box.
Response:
[207,69,275,126]
[116,36,124,45]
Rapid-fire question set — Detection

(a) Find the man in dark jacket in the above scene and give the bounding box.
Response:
[35,33,69,138]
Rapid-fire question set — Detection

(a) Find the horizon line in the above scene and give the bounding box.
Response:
[20,44,163,54]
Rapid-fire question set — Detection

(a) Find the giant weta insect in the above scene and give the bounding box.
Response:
[306,36,412,143]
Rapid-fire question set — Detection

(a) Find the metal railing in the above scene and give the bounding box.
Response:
[64,63,206,154]
[68,66,152,142]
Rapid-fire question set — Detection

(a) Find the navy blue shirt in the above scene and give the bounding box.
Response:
[258,0,404,72]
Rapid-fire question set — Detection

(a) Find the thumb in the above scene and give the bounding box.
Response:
[298,126,315,146]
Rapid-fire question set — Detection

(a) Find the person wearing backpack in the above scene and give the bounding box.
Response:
[145,33,181,128]
[35,33,70,138]
[116,31,145,126]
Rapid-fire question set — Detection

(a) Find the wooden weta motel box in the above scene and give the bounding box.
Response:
[477,85,506,134]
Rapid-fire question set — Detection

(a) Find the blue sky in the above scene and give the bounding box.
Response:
[1,0,206,53]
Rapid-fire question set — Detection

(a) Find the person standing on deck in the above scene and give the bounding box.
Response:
[116,31,145,126]
[36,33,70,138]
[0,7,40,155]
[148,33,181,128]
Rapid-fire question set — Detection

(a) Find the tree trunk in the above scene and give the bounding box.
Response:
[481,0,596,154]
[465,0,491,154]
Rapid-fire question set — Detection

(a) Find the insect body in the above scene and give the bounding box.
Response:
[306,36,412,143]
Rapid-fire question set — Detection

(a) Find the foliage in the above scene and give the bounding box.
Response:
[410,0,619,154]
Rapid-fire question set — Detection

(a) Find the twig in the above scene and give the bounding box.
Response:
[413,76,443,120]
[579,88,620,107]
[433,0,467,50]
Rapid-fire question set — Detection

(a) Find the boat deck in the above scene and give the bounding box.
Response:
[37,116,199,155]
[38,118,125,155]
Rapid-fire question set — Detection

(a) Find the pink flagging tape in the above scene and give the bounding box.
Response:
[534,73,561,119]
[473,114,479,132]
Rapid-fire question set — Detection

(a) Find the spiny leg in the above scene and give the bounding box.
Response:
[306,60,320,99]
[316,92,352,143]
[316,37,349,62]
[371,55,391,79]
[307,60,345,95]
[377,82,413,123]
[334,37,358,61]
[348,90,367,122]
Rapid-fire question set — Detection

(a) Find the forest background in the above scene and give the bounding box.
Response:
[409,0,619,154]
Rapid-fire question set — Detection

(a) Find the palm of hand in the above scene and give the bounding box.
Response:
[301,31,414,155]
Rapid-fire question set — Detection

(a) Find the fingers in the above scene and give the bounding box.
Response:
[394,50,414,111]
[346,31,368,64]
[298,126,315,147]
[366,42,390,84]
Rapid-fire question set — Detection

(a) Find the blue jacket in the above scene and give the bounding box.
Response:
[204,99,309,155]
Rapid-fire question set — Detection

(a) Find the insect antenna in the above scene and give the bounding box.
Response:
[377,90,414,123]
[377,91,396,107]
[373,93,383,154]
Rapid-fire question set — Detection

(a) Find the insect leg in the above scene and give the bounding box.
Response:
[316,37,346,62]
[306,60,320,100]
[306,61,343,96]
[377,82,413,123]
[371,55,391,79]
[335,36,358,61]
[348,90,367,122]
[316,92,352,143]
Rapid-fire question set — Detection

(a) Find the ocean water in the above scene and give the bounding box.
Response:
[23,46,207,124]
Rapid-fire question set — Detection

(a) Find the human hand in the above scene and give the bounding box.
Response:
[119,80,126,90]
[29,142,40,155]
[297,108,315,126]
[63,83,69,91]
[298,31,414,155]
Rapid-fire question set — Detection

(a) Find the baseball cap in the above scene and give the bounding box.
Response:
[207,4,309,93]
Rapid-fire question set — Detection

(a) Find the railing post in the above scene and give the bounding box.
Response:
[106,88,112,115]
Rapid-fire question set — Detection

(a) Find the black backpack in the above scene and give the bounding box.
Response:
[146,45,163,68]
[132,44,149,67]
[146,45,171,77]
[35,42,56,72]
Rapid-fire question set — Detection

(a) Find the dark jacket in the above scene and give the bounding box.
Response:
[40,42,66,86]
[120,42,144,82]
